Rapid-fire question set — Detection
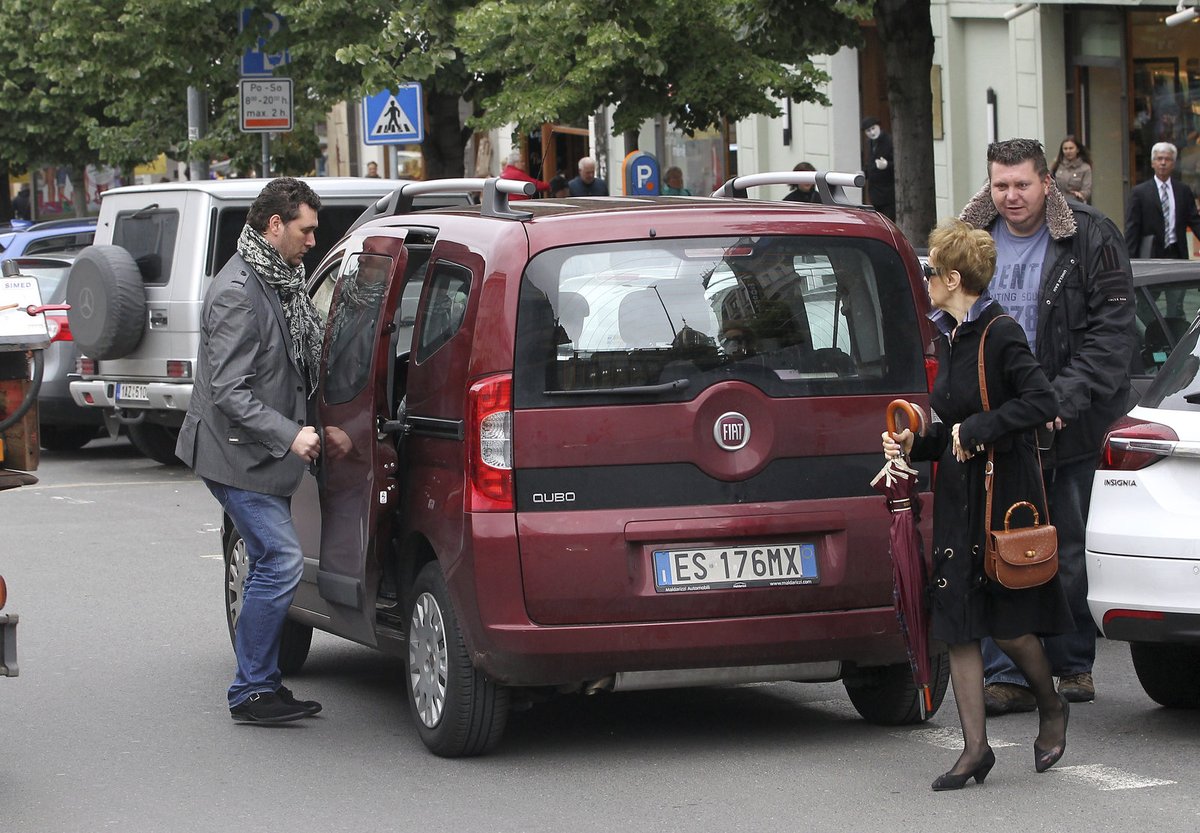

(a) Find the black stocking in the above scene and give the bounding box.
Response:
[947,642,990,774]
[993,633,1066,750]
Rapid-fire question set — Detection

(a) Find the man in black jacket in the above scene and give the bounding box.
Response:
[959,138,1136,713]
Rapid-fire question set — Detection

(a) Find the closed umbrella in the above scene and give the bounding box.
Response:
[870,399,933,718]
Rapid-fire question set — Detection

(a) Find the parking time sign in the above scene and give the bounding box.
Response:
[240,79,293,133]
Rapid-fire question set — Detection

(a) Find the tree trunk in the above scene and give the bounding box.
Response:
[0,160,11,222]
[68,166,88,218]
[423,88,469,180]
[874,0,937,245]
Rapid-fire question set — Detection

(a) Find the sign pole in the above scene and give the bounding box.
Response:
[262,134,270,178]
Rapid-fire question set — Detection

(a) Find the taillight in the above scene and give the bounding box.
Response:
[0,575,7,610]
[46,313,72,343]
[167,360,192,378]
[467,373,513,512]
[924,356,938,392]
[77,358,96,376]
[1103,608,1164,627]
[1099,416,1179,471]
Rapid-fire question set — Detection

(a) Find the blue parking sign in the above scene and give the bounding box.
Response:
[240,9,290,77]
[362,85,425,145]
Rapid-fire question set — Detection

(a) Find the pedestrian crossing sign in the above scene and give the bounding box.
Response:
[362,84,424,145]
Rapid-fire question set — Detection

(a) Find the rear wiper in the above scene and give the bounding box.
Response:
[131,203,160,219]
[1182,391,1200,404]
[546,379,691,396]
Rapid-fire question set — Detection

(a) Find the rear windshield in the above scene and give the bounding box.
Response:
[1139,318,1200,411]
[513,236,925,407]
[113,208,179,285]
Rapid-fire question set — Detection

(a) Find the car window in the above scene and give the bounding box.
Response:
[414,260,471,362]
[323,253,393,405]
[22,232,94,256]
[14,260,73,301]
[309,254,344,320]
[1139,319,1200,411]
[1136,280,1200,377]
[112,209,179,285]
[513,236,924,407]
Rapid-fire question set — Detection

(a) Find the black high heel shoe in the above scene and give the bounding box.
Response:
[1034,694,1070,773]
[931,748,996,791]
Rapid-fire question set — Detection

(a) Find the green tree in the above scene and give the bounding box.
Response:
[0,0,331,210]
[457,0,872,136]
[277,0,483,179]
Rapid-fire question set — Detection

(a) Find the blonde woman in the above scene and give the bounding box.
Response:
[883,219,1072,790]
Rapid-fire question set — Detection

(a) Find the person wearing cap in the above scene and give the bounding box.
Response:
[861,116,896,221]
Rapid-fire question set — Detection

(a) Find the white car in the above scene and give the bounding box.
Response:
[1086,319,1200,709]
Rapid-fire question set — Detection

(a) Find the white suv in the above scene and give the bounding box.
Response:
[65,178,465,463]
[1087,316,1200,709]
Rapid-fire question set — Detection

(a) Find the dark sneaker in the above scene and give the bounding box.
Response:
[277,685,322,716]
[1058,672,1095,703]
[229,691,309,723]
[983,683,1037,716]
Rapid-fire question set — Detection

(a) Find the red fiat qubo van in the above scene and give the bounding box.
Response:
[220,172,945,756]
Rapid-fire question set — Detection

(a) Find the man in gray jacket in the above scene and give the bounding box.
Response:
[177,178,325,723]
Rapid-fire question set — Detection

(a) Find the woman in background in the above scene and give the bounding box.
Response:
[1051,136,1092,204]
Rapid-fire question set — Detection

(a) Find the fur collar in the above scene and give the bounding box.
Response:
[958,181,1078,240]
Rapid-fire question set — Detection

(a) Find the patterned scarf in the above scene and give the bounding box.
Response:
[237,224,324,391]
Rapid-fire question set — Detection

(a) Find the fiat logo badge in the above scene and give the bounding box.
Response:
[714,412,750,451]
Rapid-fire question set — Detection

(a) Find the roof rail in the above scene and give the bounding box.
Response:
[710,170,866,208]
[348,177,537,233]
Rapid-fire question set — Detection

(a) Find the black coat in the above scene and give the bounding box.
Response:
[1124,176,1200,260]
[864,130,895,208]
[911,303,1073,644]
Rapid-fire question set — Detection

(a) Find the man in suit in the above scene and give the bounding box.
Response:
[177,178,325,723]
[1125,141,1200,261]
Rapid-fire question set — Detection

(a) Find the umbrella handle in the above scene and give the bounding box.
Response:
[886,399,924,438]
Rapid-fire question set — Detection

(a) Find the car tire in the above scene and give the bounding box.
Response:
[65,245,147,360]
[224,530,313,676]
[1129,642,1200,709]
[406,561,509,757]
[128,423,184,466]
[39,424,98,452]
[843,649,951,725]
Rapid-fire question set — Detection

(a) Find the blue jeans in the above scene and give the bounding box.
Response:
[205,480,304,708]
[983,459,1097,685]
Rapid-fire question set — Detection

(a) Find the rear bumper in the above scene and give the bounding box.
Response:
[468,606,906,686]
[0,612,17,677]
[69,379,192,419]
[1087,550,1200,641]
[38,393,105,427]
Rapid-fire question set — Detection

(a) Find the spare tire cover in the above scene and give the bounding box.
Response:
[66,245,147,359]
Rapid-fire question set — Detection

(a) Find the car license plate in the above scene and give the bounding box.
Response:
[116,383,149,402]
[653,543,819,592]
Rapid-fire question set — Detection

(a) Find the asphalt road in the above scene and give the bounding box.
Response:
[1,439,1197,832]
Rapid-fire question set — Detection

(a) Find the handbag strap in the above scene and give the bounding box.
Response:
[976,315,1052,538]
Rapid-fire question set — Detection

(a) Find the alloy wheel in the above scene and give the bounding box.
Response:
[227,537,247,633]
[408,591,449,728]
